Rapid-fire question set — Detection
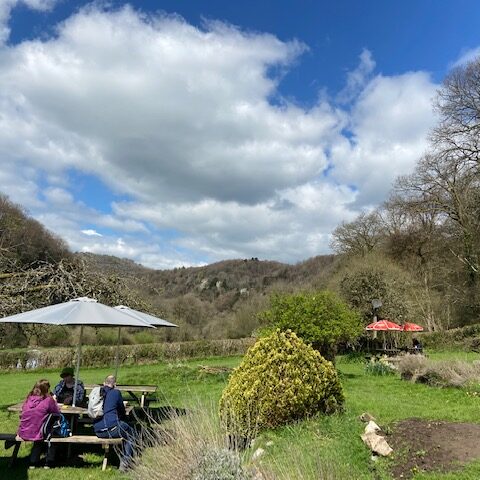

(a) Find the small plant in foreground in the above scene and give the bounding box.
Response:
[131,402,253,480]
[365,356,396,376]
[190,448,250,480]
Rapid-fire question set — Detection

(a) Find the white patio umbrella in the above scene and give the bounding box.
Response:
[114,305,177,328]
[113,305,177,377]
[0,297,155,406]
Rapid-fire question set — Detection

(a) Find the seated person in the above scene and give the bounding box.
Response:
[53,367,85,405]
[412,337,423,354]
[93,375,134,471]
[17,379,59,468]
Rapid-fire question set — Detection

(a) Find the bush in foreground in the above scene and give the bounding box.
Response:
[219,330,344,439]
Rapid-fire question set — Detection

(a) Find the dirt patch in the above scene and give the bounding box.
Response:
[388,418,480,478]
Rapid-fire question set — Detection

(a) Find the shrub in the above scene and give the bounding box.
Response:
[219,330,344,439]
[397,355,480,387]
[365,356,396,376]
[132,403,253,480]
[396,354,428,381]
[259,291,362,361]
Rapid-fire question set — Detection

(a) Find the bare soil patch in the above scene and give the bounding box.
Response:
[388,418,480,478]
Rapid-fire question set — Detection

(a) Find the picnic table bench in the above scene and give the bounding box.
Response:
[85,384,157,408]
[0,433,122,470]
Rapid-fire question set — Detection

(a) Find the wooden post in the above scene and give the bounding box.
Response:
[73,325,84,407]
[114,327,121,380]
[9,442,21,467]
[102,444,110,471]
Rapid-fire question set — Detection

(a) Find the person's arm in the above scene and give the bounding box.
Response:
[76,381,85,403]
[53,382,63,397]
[49,396,61,414]
[115,390,126,420]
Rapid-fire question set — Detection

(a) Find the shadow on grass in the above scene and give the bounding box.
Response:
[132,406,188,425]
[339,372,361,379]
[0,456,28,480]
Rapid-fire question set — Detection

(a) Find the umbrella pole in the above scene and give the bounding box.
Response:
[73,325,84,407]
[114,327,121,380]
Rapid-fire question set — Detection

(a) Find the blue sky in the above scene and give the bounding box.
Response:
[1,0,479,268]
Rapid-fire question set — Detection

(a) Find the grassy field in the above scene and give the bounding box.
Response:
[1,352,480,479]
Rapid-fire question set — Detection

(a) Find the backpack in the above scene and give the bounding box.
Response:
[87,386,105,419]
[41,413,71,444]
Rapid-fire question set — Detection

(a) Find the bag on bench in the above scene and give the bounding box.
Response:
[87,386,105,419]
[42,413,71,444]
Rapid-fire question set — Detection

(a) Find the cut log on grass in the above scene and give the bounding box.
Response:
[361,431,393,456]
[361,421,393,456]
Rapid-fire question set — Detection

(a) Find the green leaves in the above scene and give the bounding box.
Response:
[259,291,363,359]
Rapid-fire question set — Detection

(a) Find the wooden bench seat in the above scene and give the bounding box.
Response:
[1,433,122,470]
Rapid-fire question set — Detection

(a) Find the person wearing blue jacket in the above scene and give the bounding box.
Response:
[93,375,134,471]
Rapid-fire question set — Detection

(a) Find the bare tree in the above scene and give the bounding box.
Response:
[330,211,384,256]
[432,58,480,164]
[396,151,480,283]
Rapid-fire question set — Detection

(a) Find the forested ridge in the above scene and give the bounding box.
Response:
[2,57,480,349]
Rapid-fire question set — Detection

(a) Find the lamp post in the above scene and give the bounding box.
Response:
[371,299,382,346]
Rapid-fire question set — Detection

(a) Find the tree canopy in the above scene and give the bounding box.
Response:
[259,290,362,360]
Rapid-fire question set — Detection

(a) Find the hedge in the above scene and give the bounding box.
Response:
[0,338,255,370]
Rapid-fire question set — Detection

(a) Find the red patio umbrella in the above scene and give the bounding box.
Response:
[365,319,402,331]
[366,319,402,350]
[401,322,424,332]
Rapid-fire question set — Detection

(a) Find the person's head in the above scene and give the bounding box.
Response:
[60,367,75,383]
[28,379,50,399]
[104,375,116,388]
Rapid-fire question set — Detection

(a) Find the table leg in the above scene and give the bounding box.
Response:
[9,442,21,467]
[102,444,110,471]
[67,416,76,457]
[127,391,140,405]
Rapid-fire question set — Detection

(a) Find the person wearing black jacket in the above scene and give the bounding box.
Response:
[93,375,134,471]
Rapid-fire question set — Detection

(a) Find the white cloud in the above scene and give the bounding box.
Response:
[81,229,102,237]
[330,71,437,206]
[337,48,376,103]
[0,5,439,267]
[452,46,480,67]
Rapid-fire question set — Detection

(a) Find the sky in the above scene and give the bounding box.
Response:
[1,1,480,269]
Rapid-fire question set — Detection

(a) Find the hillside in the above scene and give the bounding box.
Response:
[78,252,336,298]
[78,252,338,341]
[0,193,339,347]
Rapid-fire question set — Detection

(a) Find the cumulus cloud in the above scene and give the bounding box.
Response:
[330,71,437,206]
[0,4,438,267]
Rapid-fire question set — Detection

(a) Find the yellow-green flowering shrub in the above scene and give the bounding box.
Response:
[219,330,344,439]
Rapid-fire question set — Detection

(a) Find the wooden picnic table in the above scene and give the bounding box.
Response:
[5,400,135,466]
[85,384,157,408]
[7,402,133,415]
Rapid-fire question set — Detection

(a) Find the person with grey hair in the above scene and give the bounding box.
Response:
[93,375,134,471]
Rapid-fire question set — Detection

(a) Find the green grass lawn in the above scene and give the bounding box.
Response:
[1,352,480,479]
